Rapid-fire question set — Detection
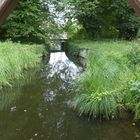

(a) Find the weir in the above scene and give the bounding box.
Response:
[50,32,68,52]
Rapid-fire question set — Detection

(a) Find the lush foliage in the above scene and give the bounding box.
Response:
[125,81,140,119]
[0,41,43,87]
[0,69,39,110]
[70,0,140,40]
[0,0,59,44]
[70,40,140,119]
[72,90,120,119]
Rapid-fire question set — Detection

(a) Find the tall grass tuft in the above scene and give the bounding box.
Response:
[125,81,140,119]
[72,90,120,119]
[0,41,44,87]
[71,40,140,119]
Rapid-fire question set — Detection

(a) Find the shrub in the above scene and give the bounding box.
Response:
[71,0,140,40]
[0,0,59,45]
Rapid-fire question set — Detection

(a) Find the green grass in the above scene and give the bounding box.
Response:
[70,40,140,120]
[125,81,140,120]
[69,40,140,56]
[72,90,120,119]
[0,41,44,87]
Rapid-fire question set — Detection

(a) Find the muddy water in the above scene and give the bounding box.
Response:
[0,52,139,140]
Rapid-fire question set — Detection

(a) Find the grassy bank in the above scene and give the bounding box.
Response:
[0,41,45,87]
[70,40,140,120]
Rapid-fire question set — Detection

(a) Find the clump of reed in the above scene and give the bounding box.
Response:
[71,41,138,119]
[125,81,140,119]
[0,41,44,87]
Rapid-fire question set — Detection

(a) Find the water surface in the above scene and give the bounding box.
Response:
[0,52,139,140]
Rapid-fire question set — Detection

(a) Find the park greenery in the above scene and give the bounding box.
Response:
[0,41,44,87]
[70,40,140,120]
[68,0,140,40]
[0,0,60,45]
[0,0,140,121]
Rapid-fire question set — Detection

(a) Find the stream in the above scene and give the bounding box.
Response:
[0,52,139,140]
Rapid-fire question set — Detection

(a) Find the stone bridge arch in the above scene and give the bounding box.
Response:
[0,0,140,24]
[129,0,140,15]
[0,0,19,23]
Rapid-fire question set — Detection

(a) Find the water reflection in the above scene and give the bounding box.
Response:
[0,88,20,111]
[0,52,139,140]
[44,52,81,82]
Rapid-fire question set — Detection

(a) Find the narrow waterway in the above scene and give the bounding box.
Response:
[0,52,139,140]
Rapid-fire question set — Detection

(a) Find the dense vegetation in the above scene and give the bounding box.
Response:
[0,41,44,87]
[0,0,140,122]
[70,40,140,120]
[0,0,59,45]
[69,0,140,40]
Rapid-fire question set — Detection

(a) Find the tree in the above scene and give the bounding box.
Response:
[70,0,140,40]
[0,0,59,44]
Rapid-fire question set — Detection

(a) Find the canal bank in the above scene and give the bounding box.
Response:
[0,49,140,140]
[0,41,47,89]
[67,40,140,122]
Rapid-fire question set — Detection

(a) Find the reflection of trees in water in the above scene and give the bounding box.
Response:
[42,53,81,83]
[37,87,72,139]
[37,53,80,139]
[0,88,21,111]
[0,70,39,111]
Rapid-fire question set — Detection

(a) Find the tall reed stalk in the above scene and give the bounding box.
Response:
[0,41,44,87]
[71,40,140,119]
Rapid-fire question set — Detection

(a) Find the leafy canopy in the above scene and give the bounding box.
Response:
[0,0,60,44]
[69,0,140,40]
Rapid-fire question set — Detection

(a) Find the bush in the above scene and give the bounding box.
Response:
[71,0,140,40]
[0,0,59,45]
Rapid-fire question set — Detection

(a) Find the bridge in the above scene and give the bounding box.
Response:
[0,0,140,24]
[129,0,140,15]
[50,33,68,52]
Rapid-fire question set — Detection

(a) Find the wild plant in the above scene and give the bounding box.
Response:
[126,81,140,119]
[71,52,130,119]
